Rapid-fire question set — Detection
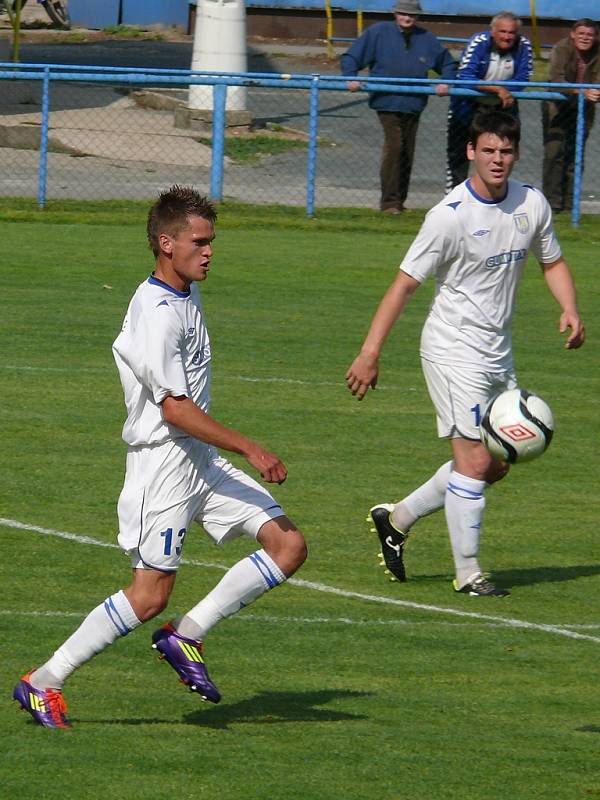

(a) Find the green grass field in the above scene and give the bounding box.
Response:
[1,201,599,799]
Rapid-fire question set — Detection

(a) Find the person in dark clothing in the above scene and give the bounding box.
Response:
[341,0,457,214]
[445,12,533,193]
[542,19,600,214]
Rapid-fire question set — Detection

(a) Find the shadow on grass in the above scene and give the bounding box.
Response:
[411,564,600,589]
[75,689,371,728]
[183,688,371,729]
[577,725,600,734]
[491,564,600,589]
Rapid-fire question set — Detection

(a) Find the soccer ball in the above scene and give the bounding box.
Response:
[479,388,554,464]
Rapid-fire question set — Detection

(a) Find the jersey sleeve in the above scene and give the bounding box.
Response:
[457,34,487,80]
[513,37,533,82]
[530,192,562,264]
[340,26,376,75]
[137,303,189,404]
[399,206,459,283]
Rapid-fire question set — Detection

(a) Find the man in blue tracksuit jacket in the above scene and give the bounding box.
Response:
[445,12,533,192]
[341,0,457,214]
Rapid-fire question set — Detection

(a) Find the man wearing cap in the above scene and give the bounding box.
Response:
[445,11,533,192]
[542,18,600,214]
[341,0,457,214]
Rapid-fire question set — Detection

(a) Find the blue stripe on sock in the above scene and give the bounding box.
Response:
[104,596,132,636]
[447,482,483,500]
[249,552,280,589]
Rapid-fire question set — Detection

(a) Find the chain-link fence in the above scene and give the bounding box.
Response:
[0,64,598,220]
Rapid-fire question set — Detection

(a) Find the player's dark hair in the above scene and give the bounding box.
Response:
[147,185,217,257]
[468,110,521,150]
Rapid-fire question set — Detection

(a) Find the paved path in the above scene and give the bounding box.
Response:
[0,27,598,211]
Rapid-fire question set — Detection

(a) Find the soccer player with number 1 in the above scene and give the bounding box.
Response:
[346,111,585,597]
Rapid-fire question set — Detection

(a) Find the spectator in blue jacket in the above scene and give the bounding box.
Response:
[445,12,533,192]
[341,0,457,214]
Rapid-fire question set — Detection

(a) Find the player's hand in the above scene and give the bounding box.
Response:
[560,312,585,349]
[435,83,450,97]
[346,352,379,400]
[346,80,363,92]
[497,87,514,108]
[246,445,288,484]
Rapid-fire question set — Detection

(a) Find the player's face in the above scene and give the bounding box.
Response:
[467,132,518,198]
[570,25,597,53]
[159,214,215,290]
[491,19,518,52]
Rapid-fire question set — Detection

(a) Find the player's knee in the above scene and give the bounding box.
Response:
[464,446,498,482]
[136,597,169,623]
[274,528,307,575]
[125,573,175,622]
[286,529,308,570]
[259,518,307,576]
[486,459,510,484]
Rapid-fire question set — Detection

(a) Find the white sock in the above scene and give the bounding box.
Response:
[444,470,486,587]
[176,550,286,641]
[392,460,453,532]
[29,590,141,690]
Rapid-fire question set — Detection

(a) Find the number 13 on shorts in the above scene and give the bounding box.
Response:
[161,527,187,556]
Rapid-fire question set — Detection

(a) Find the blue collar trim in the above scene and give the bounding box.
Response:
[148,274,190,298]
[466,179,508,205]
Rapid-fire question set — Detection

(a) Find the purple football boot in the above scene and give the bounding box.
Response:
[13,672,71,729]
[151,623,221,704]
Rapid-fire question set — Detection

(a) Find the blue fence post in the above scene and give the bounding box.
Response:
[38,66,51,209]
[306,74,320,218]
[571,90,586,229]
[209,83,227,202]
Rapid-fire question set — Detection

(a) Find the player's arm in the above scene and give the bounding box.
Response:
[541,258,586,349]
[478,83,514,108]
[161,395,287,483]
[433,40,458,95]
[346,270,421,400]
[513,37,534,82]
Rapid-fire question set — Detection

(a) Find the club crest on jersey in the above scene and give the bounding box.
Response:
[513,213,530,234]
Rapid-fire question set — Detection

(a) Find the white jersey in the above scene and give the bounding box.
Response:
[112,275,212,447]
[400,178,561,372]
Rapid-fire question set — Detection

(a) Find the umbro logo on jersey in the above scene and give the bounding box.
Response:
[192,345,211,365]
[156,299,169,307]
[472,229,490,237]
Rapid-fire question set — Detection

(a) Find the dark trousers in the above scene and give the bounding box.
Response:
[377,111,420,210]
[445,110,471,192]
[542,100,594,212]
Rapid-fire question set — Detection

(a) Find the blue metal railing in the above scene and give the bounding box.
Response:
[0,62,596,225]
[329,35,554,48]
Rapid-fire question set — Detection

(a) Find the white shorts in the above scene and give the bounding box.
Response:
[117,438,284,571]
[421,359,517,440]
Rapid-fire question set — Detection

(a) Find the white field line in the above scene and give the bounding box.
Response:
[2,608,599,631]
[2,516,599,644]
[0,365,416,393]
